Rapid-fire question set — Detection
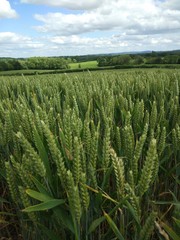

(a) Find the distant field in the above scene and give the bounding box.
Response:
[0,61,98,76]
[0,62,180,76]
[69,60,98,69]
[0,69,56,76]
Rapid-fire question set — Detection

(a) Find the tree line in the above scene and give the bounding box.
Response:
[0,57,69,71]
[1,51,180,71]
[97,52,180,67]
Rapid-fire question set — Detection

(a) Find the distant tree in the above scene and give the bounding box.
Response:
[151,51,158,57]
[163,55,179,64]
[66,58,72,64]
[11,60,22,70]
[97,57,109,67]
[110,56,118,65]
[25,57,68,70]
[98,55,131,66]
[146,57,162,64]
[73,59,77,63]
[117,55,131,65]
[134,55,144,65]
[0,59,23,71]
[0,61,9,71]
[19,60,28,69]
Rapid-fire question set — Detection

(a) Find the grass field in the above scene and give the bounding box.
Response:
[0,69,57,76]
[69,60,98,69]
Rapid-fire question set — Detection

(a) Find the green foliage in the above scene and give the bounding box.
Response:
[104,211,125,240]
[0,57,68,71]
[98,54,131,66]
[137,138,158,197]
[0,69,179,239]
[139,211,157,240]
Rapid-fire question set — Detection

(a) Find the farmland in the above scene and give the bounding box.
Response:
[0,69,180,240]
[69,60,98,69]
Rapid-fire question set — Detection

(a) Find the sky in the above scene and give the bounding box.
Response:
[0,0,180,58]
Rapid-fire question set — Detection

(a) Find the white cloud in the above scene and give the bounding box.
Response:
[52,33,180,55]
[0,31,179,57]
[1,0,180,57]
[0,32,44,57]
[163,0,180,11]
[0,0,18,18]
[50,35,128,48]
[0,32,30,43]
[33,0,180,37]
[50,34,178,51]
[21,0,102,10]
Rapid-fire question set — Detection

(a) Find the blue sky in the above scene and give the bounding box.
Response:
[0,0,180,57]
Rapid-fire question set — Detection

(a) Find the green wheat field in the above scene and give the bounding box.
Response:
[0,69,179,240]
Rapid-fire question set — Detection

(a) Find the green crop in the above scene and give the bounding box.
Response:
[0,69,179,239]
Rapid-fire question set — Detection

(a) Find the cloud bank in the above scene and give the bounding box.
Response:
[33,0,180,36]
[21,0,102,10]
[1,0,180,57]
[0,0,18,18]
